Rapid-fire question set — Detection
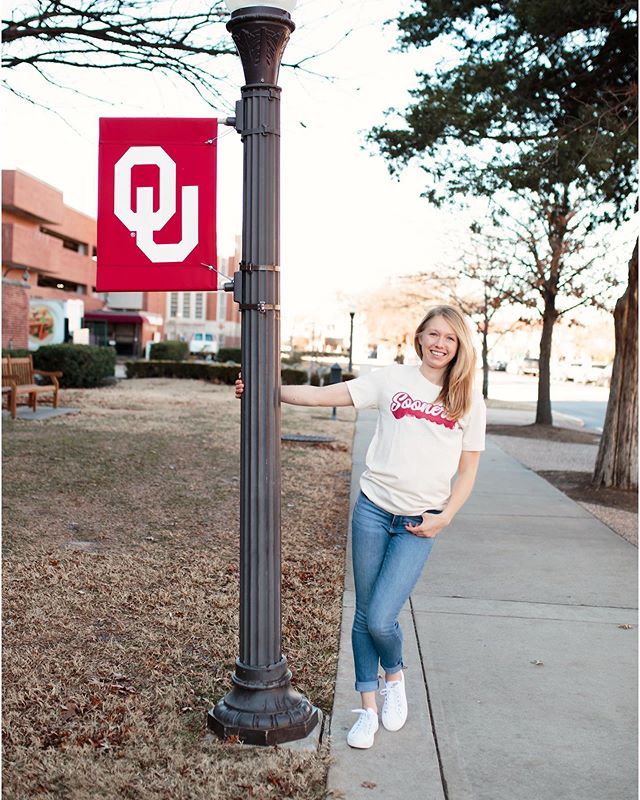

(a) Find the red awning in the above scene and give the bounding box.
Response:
[84,312,146,325]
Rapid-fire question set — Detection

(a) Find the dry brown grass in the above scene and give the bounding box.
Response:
[2,378,356,800]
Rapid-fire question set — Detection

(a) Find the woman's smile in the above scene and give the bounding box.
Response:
[419,315,459,372]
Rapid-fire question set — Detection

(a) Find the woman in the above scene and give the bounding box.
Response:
[235,304,486,749]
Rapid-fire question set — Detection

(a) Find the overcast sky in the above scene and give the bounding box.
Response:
[3,0,633,341]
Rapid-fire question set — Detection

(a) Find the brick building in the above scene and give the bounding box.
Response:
[164,238,241,352]
[2,169,105,350]
[2,170,241,356]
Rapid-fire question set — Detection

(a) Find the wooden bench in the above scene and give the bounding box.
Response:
[2,355,62,419]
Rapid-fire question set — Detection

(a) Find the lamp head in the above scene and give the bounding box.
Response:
[225,1,297,12]
[225,0,295,85]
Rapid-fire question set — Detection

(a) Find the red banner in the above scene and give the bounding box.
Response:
[97,117,218,291]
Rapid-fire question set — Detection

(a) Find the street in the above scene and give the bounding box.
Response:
[486,370,610,433]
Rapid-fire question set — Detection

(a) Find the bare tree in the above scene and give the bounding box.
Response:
[435,235,529,399]
[356,277,440,357]
[2,0,235,105]
[593,242,638,490]
[2,0,347,107]
[490,189,620,425]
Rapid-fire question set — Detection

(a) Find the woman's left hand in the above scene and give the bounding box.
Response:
[405,513,451,539]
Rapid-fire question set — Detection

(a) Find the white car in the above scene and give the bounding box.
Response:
[565,361,590,383]
[189,332,218,357]
[586,363,612,387]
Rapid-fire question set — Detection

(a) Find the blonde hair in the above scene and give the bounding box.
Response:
[413,305,476,420]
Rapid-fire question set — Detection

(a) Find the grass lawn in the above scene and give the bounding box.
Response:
[3,378,356,799]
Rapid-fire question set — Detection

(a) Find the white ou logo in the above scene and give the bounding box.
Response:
[113,146,198,263]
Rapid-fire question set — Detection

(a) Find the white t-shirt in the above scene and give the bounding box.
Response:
[346,364,486,515]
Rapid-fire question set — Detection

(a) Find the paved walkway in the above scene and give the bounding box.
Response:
[326,409,637,800]
[2,406,80,421]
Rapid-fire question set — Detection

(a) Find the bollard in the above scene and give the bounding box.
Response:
[329,362,342,420]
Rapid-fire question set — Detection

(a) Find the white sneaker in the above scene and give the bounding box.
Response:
[346,708,379,749]
[380,672,407,731]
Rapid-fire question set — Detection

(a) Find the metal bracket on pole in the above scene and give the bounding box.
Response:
[240,124,280,139]
[237,301,279,314]
[239,262,279,272]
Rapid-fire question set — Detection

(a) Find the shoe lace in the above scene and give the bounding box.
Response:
[380,681,403,712]
[350,709,375,733]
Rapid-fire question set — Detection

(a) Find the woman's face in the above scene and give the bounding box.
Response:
[418,315,459,371]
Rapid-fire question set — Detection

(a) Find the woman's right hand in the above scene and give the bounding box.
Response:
[235,373,244,399]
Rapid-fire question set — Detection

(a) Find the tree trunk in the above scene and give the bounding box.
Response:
[593,241,638,490]
[482,314,489,399]
[535,300,557,425]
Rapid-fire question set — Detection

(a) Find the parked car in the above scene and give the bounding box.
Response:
[565,361,590,383]
[489,359,507,372]
[586,363,612,387]
[189,332,218,357]
[520,357,540,377]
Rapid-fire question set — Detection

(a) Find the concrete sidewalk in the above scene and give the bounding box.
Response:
[326,410,637,800]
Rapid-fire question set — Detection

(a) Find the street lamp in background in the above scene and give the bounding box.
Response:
[207,0,319,745]
[348,311,355,373]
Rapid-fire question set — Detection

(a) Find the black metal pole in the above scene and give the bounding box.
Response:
[348,311,355,373]
[207,4,318,746]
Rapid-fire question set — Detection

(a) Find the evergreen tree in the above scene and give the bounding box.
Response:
[368,1,637,483]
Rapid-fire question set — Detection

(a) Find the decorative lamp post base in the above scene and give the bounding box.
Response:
[207,657,319,745]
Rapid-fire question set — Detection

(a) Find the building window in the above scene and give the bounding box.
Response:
[182,293,191,319]
[37,275,82,292]
[195,293,204,320]
[217,292,226,322]
[41,227,89,254]
[169,293,179,318]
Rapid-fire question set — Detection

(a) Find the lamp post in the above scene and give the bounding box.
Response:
[207,0,319,746]
[348,311,355,373]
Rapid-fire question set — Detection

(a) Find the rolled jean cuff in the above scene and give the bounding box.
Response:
[381,659,405,675]
[355,677,380,693]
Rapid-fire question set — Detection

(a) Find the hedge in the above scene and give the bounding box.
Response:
[149,340,189,361]
[32,344,116,388]
[216,347,242,363]
[2,349,30,358]
[126,361,309,386]
[281,367,308,385]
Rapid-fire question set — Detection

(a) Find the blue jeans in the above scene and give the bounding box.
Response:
[351,491,440,693]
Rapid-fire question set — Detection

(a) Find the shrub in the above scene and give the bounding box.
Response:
[281,368,308,385]
[309,372,321,386]
[2,348,30,358]
[320,369,357,386]
[216,347,242,364]
[126,361,309,387]
[33,344,116,388]
[126,361,240,384]
[281,349,304,366]
[149,340,189,361]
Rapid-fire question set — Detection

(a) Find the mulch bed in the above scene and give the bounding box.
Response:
[486,423,601,445]
[538,470,638,514]
[487,424,637,514]
[2,379,356,800]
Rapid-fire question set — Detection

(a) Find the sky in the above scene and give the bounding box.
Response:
[3,0,487,339]
[3,0,634,344]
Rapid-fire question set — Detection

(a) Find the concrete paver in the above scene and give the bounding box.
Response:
[415,607,637,800]
[326,408,637,800]
[2,407,80,421]
[326,606,444,800]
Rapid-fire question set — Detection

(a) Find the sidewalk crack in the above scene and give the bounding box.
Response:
[410,595,449,800]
